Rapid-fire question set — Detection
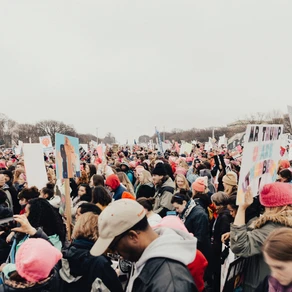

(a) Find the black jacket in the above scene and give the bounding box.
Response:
[60,238,123,292]
[136,184,155,199]
[211,208,233,256]
[184,203,211,261]
[0,268,61,292]
[131,257,198,292]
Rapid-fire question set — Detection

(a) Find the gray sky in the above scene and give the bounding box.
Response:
[0,1,291,143]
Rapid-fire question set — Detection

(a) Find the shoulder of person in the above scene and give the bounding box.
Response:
[134,257,196,291]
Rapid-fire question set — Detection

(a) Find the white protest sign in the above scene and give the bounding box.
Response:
[162,142,171,152]
[79,143,88,152]
[23,143,48,190]
[218,134,227,147]
[180,142,193,155]
[220,246,235,292]
[237,125,283,204]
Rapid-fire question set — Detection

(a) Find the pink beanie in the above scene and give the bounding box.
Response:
[192,177,207,192]
[175,166,187,176]
[260,182,292,207]
[16,238,62,282]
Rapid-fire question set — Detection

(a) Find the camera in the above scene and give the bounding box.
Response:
[0,217,18,232]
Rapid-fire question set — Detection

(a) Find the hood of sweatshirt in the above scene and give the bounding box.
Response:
[136,227,196,270]
[126,227,197,292]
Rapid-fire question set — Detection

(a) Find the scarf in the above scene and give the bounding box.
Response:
[269,276,292,292]
[5,273,52,289]
[180,199,197,223]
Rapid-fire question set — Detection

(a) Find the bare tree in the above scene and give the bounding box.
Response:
[17,123,39,143]
[103,132,115,144]
[35,120,77,145]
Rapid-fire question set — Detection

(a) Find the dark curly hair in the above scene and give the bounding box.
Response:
[18,186,39,200]
[27,198,66,244]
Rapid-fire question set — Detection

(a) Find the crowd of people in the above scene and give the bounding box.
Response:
[0,144,291,291]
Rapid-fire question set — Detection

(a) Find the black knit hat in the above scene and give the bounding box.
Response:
[152,163,167,176]
[1,170,13,181]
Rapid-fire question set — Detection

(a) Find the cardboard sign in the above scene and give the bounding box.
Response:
[237,125,283,204]
[23,143,48,190]
[55,133,80,179]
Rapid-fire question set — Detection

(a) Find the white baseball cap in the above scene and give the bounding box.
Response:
[90,199,146,256]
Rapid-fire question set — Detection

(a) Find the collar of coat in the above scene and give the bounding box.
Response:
[254,209,292,229]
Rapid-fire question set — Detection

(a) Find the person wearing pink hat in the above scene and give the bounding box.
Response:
[0,238,62,291]
[230,183,292,291]
[191,177,212,220]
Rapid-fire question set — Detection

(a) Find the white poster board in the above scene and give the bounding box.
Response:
[237,124,283,204]
[220,246,235,292]
[79,143,88,152]
[23,143,48,190]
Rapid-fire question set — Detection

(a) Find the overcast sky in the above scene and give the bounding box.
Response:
[0,1,291,143]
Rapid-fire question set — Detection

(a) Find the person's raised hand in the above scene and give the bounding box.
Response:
[12,215,37,236]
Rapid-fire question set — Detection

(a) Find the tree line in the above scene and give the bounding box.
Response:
[0,110,291,148]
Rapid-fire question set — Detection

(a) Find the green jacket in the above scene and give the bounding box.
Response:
[230,211,292,292]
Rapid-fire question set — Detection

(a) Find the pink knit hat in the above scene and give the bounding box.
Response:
[192,177,207,192]
[175,166,187,176]
[16,238,62,282]
[260,182,292,207]
[153,215,189,233]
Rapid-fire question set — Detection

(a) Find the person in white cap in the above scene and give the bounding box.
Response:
[90,199,198,292]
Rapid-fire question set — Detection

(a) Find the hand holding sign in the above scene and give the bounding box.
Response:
[238,187,254,210]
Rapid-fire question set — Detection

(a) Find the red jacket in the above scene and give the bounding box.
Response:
[187,250,208,292]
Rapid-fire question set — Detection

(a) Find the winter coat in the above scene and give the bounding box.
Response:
[113,185,127,201]
[184,202,211,261]
[0,268,61,292]
[127,227,198,292]
[59,238,123,292]
[230,210,292,292]
[136,184,155,199]
[187,250,208,292]
[153,177,175,217]
[210,208,233,292]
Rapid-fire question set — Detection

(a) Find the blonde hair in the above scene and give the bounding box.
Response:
[174,174,190,191]
[117,172,134,195]
[224,184,237,196]
[72,212,99,241]
[138,170,153,185]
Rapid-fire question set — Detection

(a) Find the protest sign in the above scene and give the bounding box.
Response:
[55,133,80,180]
[39,135,53,153]
[180,142,193,155]
[221,246,236,292]
[79,143,88,153]
[222,257,247,292]
[23,143,47,190]
[237,125,283,204]
[219,134,227,147]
